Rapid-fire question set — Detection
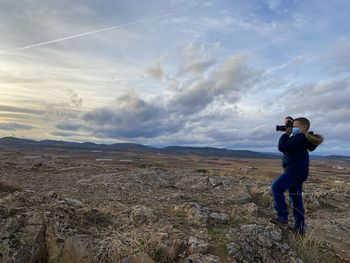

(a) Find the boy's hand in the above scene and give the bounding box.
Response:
[285,126,292,135]
[284,116,293,135]
[284,116,293,125]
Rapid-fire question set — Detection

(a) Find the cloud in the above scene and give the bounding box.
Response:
[55,123,82,131]
[51,131,78,137]
[81,91,183,138]
[75,52,263,140]
[280,77,350,113]
[0,105,44,115]
[66,88,83,107]
[182,42,203,58]
[178,59,215,75]
[168,54,261,114]
[327,37,350,75]
[0,122,34,131]
[145,64,164,80]
[266,0,281,11]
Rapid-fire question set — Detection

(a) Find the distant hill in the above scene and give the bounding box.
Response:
[162,146,276,158]
[0,136,278,159]
[3,136,348,159]
[318,155,350,162]
[0,137,155,152]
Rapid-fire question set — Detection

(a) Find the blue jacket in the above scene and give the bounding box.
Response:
[278,133,318,180]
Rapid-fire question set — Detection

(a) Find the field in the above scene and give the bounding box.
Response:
[1,148,349,262]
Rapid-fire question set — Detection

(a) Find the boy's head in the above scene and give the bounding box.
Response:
[293,117,310,133]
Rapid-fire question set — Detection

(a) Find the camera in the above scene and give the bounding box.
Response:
[276,119,293,132]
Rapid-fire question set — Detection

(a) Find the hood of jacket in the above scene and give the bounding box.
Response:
[306,133,324,146]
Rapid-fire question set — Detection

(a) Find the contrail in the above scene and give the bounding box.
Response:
[7,13,173,52]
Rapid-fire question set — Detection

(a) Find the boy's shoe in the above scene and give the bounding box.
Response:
[269,217,288,226]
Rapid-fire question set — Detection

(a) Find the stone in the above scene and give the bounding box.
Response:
[167,239,186,261]
[188,236,209,254]
[62,198,83,208]
[174,202,210,226]
[228,224,302,263]
[47,191,58,199]
[209,212,230,225]
[61,235,94,263]
[182,253,221,263]
[127,251,155,263]
[241,203,259,215]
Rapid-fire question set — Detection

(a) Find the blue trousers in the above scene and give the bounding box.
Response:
[272,171,306,231]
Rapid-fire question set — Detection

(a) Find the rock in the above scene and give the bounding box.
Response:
[126,251,155,263]
[227,243,238,256]
[130,205,157,224]
[182,253,221,263]
[188,236,209,254]
[174,202,209,226]
[190,177,211,190]
[209,212,230,225]
[47,191,59,199]
[207,177,223,187]
[0,210,46,263]
[62,198,83,208]
[60,235,94,263]
[227,224,302,262]
[167,239,186,261]
[236,188,252,204]
[241,203,259,215]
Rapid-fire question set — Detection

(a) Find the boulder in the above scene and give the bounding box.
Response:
[208,212,230,225]
[182,253,221,263]
[227,224,302,262]
[126,251,155,263]
[188,237,209,254]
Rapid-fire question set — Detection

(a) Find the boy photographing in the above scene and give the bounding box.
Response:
[270,117,323,235]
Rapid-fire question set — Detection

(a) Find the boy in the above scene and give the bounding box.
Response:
[270,117,323,235]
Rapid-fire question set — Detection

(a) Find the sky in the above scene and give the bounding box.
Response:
[0,0,349,155]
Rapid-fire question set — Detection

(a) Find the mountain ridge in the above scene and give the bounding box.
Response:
[0,136,275,159]
[1,136,348,159]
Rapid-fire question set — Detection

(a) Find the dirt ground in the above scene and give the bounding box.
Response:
[1,148,349,262]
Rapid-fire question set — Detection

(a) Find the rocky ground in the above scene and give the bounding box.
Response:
[0,149,349,262]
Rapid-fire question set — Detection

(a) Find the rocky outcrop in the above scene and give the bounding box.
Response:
[174,202,229,226]
[0,191,98,263]
[227,224,302,263]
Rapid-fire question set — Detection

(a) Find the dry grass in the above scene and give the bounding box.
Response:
[0,181,22,193]
[289,225,322,262]
[94,228,166,263]
[287,223,342,263]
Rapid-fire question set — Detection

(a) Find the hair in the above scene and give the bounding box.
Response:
[294,117,310,131]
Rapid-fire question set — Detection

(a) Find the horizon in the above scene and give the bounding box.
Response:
[0,135,344,157]
[0,1,349,156]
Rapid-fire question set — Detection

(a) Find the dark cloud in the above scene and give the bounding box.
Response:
[55,123,82,131]
[60,54,264,140]
[82,92,184,139]
[51,131,77,137]
[168,55,261,114]
[0,122,34,131]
